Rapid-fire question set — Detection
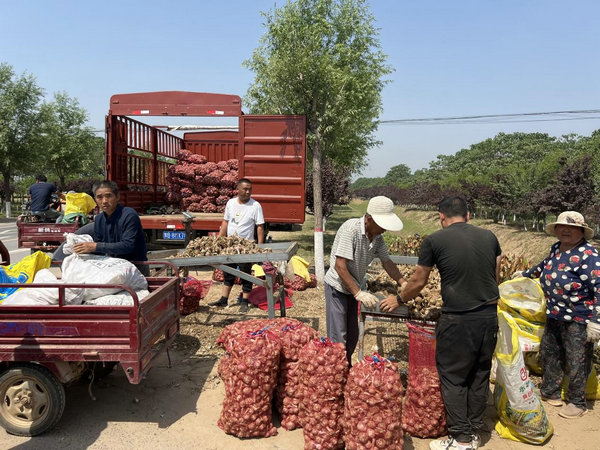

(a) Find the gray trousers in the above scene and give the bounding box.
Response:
[325,282,358,365]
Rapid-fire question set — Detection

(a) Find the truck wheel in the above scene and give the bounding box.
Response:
[0,363,66,436]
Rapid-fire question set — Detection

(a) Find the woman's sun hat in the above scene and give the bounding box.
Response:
[545,211,594,240]
[366,196,403,231]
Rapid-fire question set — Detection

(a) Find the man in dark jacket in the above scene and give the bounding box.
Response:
[71,180,147,272]
[28,174,63,222]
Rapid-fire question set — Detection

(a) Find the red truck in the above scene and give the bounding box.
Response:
[0,267,180,436]
[17,91,306,251]
[106,91,307,247]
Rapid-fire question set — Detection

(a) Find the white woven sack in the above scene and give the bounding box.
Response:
[62,254,148,300]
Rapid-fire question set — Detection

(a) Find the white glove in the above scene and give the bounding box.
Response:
[511,271,524,280]
[355,291,378,308]
[586,322,600,343]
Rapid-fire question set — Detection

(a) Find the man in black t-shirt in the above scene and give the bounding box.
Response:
[28,174,62,222]
[381,196,501,450]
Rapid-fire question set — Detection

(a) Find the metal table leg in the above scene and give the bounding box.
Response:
[358,311,366,360]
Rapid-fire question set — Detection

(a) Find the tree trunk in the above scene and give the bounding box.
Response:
[312,138,325,286]
[2,174,11,218]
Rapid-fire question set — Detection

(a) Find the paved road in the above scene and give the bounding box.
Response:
[0,220,31,264]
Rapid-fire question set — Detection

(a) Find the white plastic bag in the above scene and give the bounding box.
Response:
[85,289,150,306]
[62,233,94,255]
[62,254,148,300]
[2,269,83,305]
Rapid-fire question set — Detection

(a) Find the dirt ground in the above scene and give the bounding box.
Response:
[4,219,600,449]
[4,273,600,449]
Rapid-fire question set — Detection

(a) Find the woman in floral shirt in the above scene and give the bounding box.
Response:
[516,211,600,418]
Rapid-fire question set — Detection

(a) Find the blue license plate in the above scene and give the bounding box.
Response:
[163,231,185,240]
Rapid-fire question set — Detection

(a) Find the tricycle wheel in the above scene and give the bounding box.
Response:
[0,363,66,436]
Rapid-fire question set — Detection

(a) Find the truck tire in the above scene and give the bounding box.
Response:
[0,363,66,436]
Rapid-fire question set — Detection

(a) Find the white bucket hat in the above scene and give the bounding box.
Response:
[366,196,403,231]
[545,211,594,240]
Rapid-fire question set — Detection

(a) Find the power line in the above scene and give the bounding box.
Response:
[380,109,600,125]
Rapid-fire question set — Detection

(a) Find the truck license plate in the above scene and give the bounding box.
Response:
[163,231,185,240]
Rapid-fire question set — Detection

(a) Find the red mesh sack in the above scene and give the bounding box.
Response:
[182,277,212,298]
[307,274,317,288]
[212,268,225,282]
[217,328,281,438]
[178,277,213,316]
[270,319,319,431]
[290,274,308,291]
[401,322,447,438]
[298,338,349,450]
[216,318,272,352]
[343,354,404,450]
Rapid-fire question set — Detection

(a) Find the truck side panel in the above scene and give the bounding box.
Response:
[240,115,306,224]
[106,114,182,211]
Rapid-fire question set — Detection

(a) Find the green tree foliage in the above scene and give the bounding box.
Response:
[38,92,104,187]
[0,63,44,205]
[243,0,391,281]
[383,163,411,186]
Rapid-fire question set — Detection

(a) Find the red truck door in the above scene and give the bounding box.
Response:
[239,115,306,225]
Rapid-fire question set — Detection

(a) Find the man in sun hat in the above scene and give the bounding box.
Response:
[513,210,600,420]
[324,195,406,364]
[382,196,502,450]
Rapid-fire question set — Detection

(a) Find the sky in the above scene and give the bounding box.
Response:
[2,0,600,178]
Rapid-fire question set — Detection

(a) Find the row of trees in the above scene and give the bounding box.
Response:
[0,63,104,213]
[353,131,600,230]
[244,0,390,282]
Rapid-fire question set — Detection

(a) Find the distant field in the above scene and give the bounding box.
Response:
[269,200,564,267]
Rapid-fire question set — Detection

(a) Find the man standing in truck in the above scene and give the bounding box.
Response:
[209,178,264,312]
[28,174,63,222]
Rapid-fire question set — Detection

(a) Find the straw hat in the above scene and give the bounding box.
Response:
[545,211,594,240]
[366,196,403,231]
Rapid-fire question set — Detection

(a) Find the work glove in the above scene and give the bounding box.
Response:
[511,271,524,280]
[586,322,600,343]
[355,291,378,308]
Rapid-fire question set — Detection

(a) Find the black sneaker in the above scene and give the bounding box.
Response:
[209,297,228,307]
[239,301,249,313]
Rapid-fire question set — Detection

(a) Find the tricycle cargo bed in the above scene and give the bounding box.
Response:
[0,276,180,384]
[17,218,80,252]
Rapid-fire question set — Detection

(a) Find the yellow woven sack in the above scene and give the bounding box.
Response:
[291,255,311,281]
[498,278,546,324]
[494,311,553,444]
[0,251,51,303]
[561,367,600,400]
[64,192,96,215]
